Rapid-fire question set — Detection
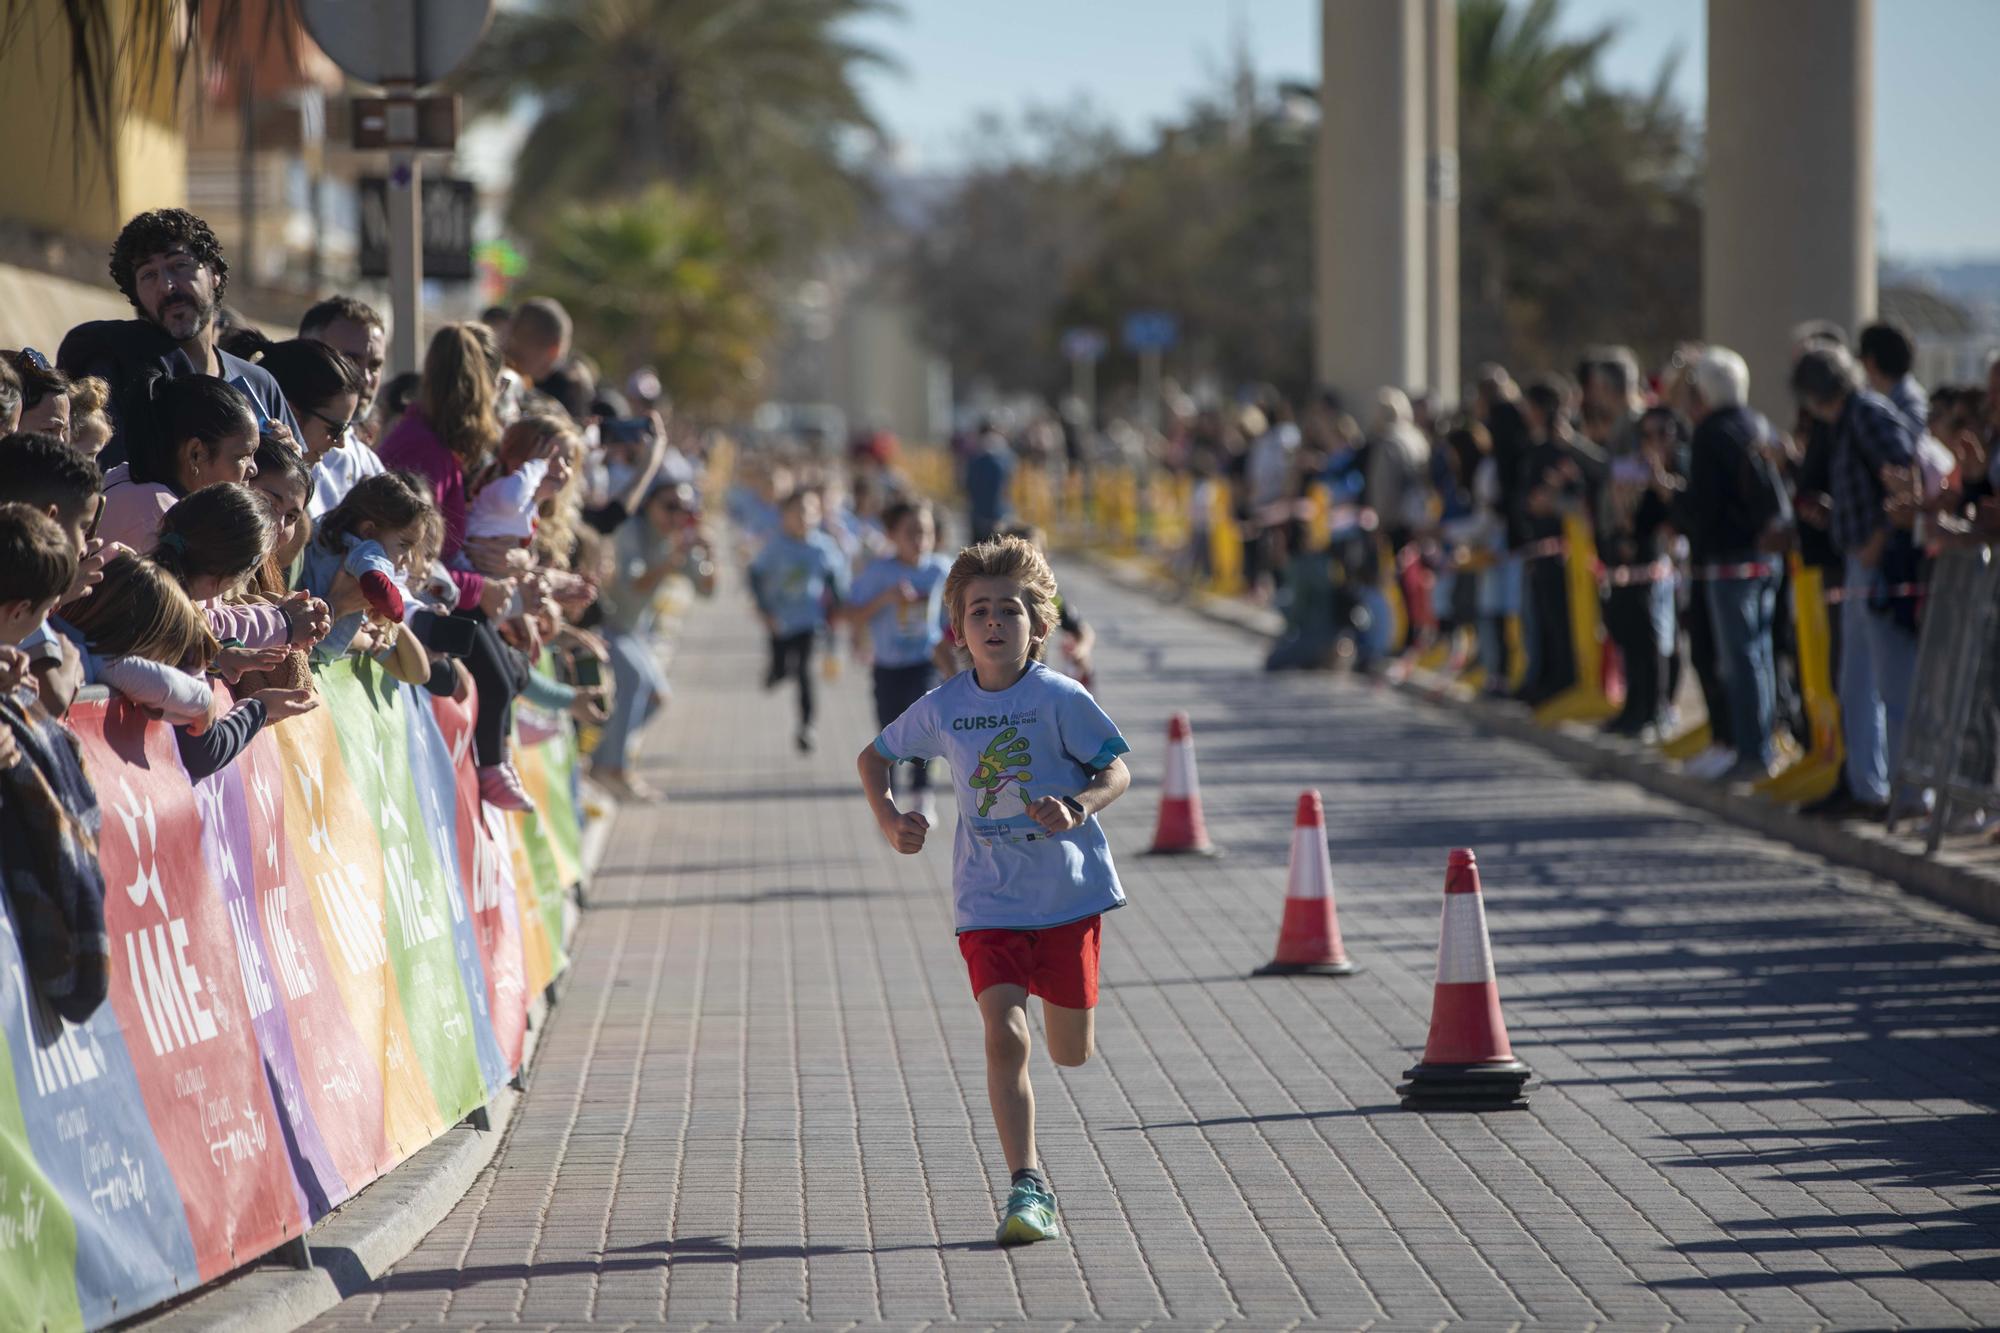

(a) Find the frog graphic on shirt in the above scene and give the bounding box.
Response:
[969,725,1035,816]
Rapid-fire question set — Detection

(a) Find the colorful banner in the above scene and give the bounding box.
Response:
[315,664,485,1132]
[232,727,389,1200]
[429,693,529,1076]
[512,720,576,977]
[0,660,584,1330]
[73,701,303,1284]
[402,689,510,1095]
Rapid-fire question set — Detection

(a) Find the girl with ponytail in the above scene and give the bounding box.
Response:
[150,483,330,667]
[97,371,260,550]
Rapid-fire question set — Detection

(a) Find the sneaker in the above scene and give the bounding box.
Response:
[1683,745,1736,780]
[795,725,815,754]
[996,1179,1061,1246]
[590,768,661,804]
[1721,755,1778,784]
[478,763,536,813]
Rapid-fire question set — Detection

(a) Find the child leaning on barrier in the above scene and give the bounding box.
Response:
[66,550,318,779]
[0,431,108,716]
[149,482,332,671]
[299,471,435,666]
[855,535,1132,1248]
[0,502,107,1022]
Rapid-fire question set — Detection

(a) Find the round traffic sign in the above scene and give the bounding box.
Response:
[300,0,495,88]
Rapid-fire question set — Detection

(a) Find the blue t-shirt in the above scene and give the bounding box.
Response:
[851,553,952,668]
[750,531,848,636]
[965,444,1015,529]
[875,661,1130,933]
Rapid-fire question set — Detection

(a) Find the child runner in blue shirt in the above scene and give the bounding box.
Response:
[846,499,952,815]
[856,535,1132,1247]
[750,489,847,752]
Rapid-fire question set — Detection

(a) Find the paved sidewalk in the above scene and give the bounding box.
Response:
[308,566,2000,1330]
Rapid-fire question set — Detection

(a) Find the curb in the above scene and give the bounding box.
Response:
[1086,552,2000,930]
[129,788,619,1333]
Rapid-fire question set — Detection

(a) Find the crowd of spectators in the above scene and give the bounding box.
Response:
[0,206,719,1019]
[954,320,2000,826]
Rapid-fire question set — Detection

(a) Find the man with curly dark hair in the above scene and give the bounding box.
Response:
[55,207,297,468]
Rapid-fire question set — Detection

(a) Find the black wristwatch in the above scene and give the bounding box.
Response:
[1059,795,1086,819]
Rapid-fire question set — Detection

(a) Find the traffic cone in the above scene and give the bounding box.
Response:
[1398,849,1532,1109]
[1253,791,1356,977]
[1145,712,1217,855]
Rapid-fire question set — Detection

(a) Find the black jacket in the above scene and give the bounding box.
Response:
[1679,404,1772,565]
[57,320,301,469]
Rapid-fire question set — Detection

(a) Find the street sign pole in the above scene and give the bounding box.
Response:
[1119,312,1177,432]
[1070,355,1096,428]
[389,143,424,378]
[300,0,495,376]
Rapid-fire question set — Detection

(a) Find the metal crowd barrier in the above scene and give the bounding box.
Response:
[1890,543,2000,854]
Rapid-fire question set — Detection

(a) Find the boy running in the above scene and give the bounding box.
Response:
[847,499,951,816]
[856,536,1131,1246]
[750,489,847,752]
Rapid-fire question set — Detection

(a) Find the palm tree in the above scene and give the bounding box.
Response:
[3,1,292,171]
[1457,0,1699,372]
[455,0,900,252]
[529,184,773,412]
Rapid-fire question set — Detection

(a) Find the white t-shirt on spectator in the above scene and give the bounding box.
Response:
[310,430,388,518]
[466,458,550,543]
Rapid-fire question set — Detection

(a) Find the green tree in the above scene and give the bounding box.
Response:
[1457,0,1701,374]
[527,184,773,413]
[456,0,899,253]
[907,0,1699,401]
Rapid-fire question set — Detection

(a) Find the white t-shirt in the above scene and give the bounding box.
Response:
[466,458,550,543]
[875,661,1130,933]
[309,430,388,518]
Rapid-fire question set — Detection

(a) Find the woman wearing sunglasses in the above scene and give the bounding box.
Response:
[230,332,363,471]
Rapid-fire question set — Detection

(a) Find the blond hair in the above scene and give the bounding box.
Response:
[942,536,1059,662]
[63,551,219,669]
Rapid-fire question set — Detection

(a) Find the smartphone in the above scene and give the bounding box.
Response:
[602,416,654,445]
[423,615,479,657]
[571,653,603,689]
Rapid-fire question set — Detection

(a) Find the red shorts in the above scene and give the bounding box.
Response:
[959,915,1102,1010]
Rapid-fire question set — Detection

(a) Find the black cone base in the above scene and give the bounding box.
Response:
[1398,1058,1532,1110]
[1253,959,1358,977]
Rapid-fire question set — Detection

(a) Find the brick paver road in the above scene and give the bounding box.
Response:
[309,564,2000,1330]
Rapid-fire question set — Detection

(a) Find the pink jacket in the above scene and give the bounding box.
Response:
[97,463,176,554]
[202,598,289,649]
[378,409,485,609]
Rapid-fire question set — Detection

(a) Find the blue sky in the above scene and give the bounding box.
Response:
[846,0,1997,261]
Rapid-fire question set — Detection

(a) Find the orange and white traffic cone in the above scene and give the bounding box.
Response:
[1398,848,1532,1109]
[1253,791,1356,976]
[1146,711,1217,856]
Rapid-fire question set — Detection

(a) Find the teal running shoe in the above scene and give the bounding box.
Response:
[996,1178,1061,1246]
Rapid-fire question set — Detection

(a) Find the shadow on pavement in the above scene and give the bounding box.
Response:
[374,1234,1002,1294]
